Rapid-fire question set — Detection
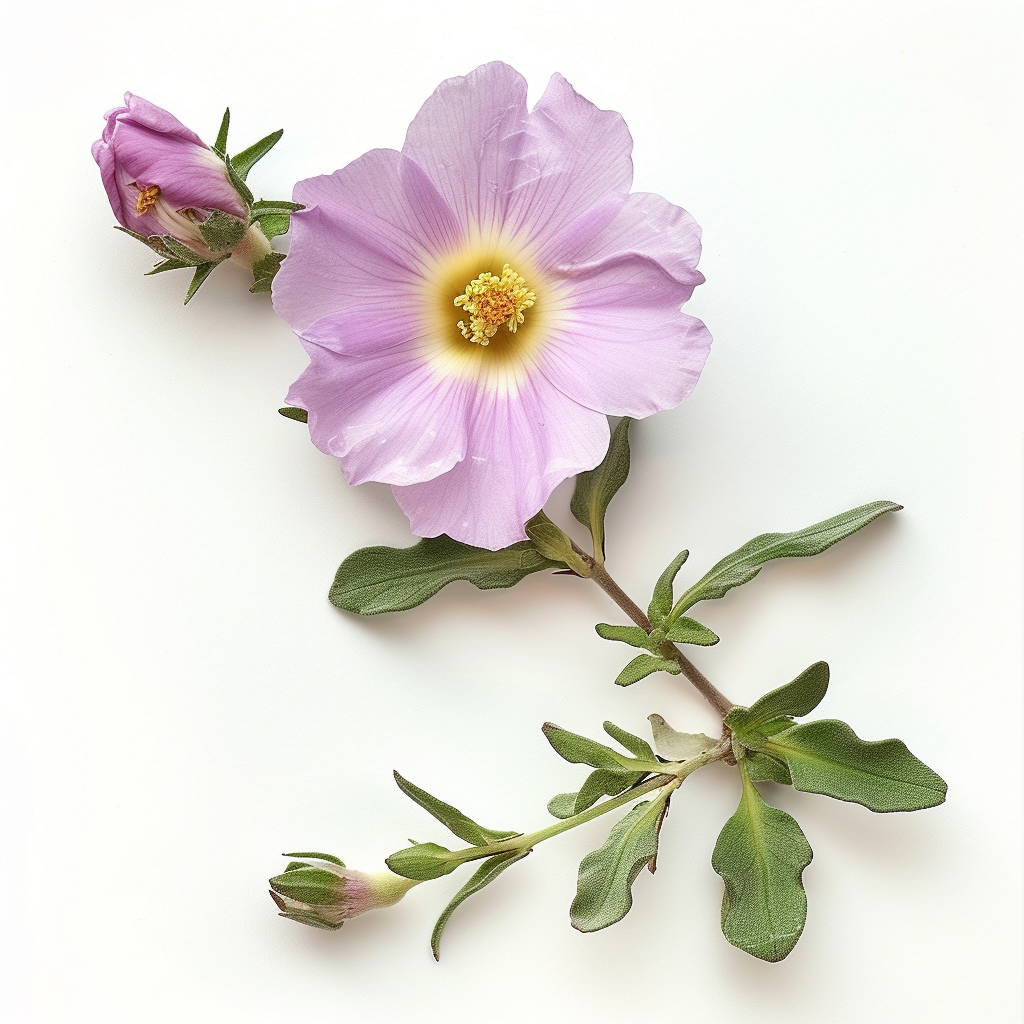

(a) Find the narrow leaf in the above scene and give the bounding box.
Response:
[183,261,220,304]
[330,535,560,615]
[603,721,656,761]
[251,199,304,214]
[664,616,719,646]
[213,108,230,154]
[673,501,902,616]
[648,548,689,624]
[115,225,172,256]
[570,417,631,560]
[595,623,657,652]
[615,654,680,687]
[712,767,813,962]
[547,769,641,819]
[144,257,193,275]
[159,236,207,265]
[647,714,717,761]
[282,851,345,866]
[278,406,308,423]
[765,720,947,812]
[231,129,284,181]
[393,772,518,845]
[542,723,631,772]
[570,798,663,932]
[431,851,530,960]
[725,662,830,737]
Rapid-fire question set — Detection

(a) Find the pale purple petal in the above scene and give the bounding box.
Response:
[402,62,529,242]
[274,149,462,331]
[538,253,712,418]
[504,73,633,257]
[286,343,471,487]
[392,381,610,550]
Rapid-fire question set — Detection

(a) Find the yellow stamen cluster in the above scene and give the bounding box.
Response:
[454,264,536,346]
[135,185,161,215]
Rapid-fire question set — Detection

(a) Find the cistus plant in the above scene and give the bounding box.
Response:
[94,63,946,965]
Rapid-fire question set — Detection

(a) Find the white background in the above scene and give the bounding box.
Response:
[1,2,1021,1021]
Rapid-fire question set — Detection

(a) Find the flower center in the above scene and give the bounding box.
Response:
[136,185,161,215]
[454,264,536,346]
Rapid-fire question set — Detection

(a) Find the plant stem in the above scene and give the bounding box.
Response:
[573,542,735,717]
[449,742,727,867]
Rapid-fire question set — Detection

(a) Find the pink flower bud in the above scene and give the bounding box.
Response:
[92,93,251,262]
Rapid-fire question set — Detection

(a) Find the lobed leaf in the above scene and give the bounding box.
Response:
[431,851,531,959]
[764,720,947,812]
[329,535,561,615]
[570,798,664,932]
[672,501,902,617]
[615,654,680,687]
[647,714,717,761]
[712,768,813,962]
[570,417,631,560]
[726,662,830,737]
[393,772,518,846]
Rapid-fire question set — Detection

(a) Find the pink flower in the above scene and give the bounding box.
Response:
[274,63,712,550]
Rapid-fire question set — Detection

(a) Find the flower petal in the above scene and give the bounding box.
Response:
[506,73,633,257]
[392,381,610,550]
[274,148,462,331]
[286,343,472,488]
[402,62,529,244]
[538,251,712,418]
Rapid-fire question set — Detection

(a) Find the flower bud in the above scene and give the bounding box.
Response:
[269,854,418,931]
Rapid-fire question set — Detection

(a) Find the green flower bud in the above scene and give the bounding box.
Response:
[269,854,418,931]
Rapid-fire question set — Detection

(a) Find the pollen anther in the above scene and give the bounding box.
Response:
[135,185,161,215]
[454,264,536,346]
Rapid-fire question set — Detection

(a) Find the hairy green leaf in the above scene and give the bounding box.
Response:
[184,261,221,304]
[250,250,285,293]
[385,842,460,881]
[570,417,631,560]
[603,721,656,761]
[547,769,642,819]
[393,772,518,846]
[615,654,680,687]
[648,548,689,624]
[281,851,345,866]
[712,768,813,962]
[570,798,664,932]
[251,199,304,215]
[158,236,207,266]
[115,225,172,257]
[330,535,560,615]
[765,720,947,812]
[524,511,589,575]
[431,851,531,959]
[213,108,230,153]
[595,623,657,651]
[542,723,634,772]
[672,501,902,617]
[726,662,830,737]
[647,715,716,761]
[743,750,793,785]
[196,210,246,253]
[664,616,719,646]
[231,129,284,181]
[145,257,194,276]
[278,406,308,423]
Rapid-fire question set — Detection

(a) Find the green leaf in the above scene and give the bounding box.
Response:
[330,535,561,615]
[547,769,643,818]
[281,851,344,866]
[183,261,221,304]
[250,200,303,241]
[711,766,813,962]
[231,129,284,181]
[615,654,680,687]
[251,199,304,214]
[570,797,664,932]
[385,842,460,881]
[393,772,519,846]
[764,720,947,812]
[158,236,207,266]
[647,714,716,761]
[603,721,656,761]
[743,750,793,785]
[542,723,633,772]
[278,406,308,423]
[250,250,285,293]
[144,257,194,276]
[570,416,631,560]
[222,154,254,209]
[196,210,246,253]
[431,851,530,960]
[595,623,657,652]
[726,662,830,737]
[213,108,230,154]
[115,225,172,257]
[672,501,903,617]
[664,616,719,646]
[524,511,587,575]
[648,548,689,625]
